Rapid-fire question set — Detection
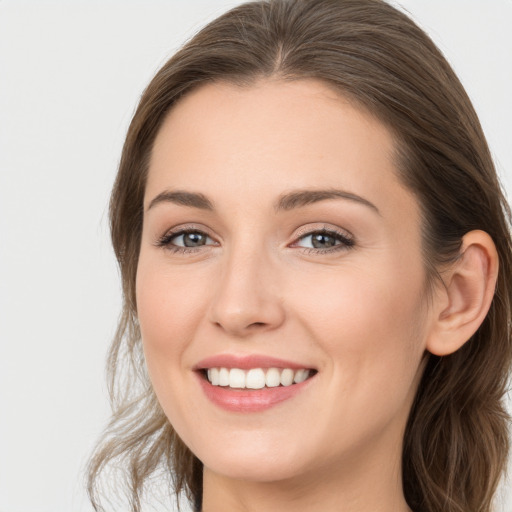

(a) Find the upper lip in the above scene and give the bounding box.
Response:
[194,354,315,371]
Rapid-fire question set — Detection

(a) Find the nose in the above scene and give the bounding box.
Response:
[208,247,286,337]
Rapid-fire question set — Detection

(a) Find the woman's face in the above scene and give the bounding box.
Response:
[137,79,433,484]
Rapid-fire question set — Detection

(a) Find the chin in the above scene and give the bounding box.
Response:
[203,453,307,483]
[191,429,313,483]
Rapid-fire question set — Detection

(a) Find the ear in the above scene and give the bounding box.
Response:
[426,230,499,356]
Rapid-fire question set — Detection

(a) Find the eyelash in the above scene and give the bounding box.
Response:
[155,226,355,255]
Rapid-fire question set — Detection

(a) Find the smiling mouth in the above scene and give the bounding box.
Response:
[202,367,317,390]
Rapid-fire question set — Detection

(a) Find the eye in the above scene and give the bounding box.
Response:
[293,228,354,253]
[156,229,217,253]
[155,226,354,255]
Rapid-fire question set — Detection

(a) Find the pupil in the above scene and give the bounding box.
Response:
[312,233,336,248]
[184,232,205,247]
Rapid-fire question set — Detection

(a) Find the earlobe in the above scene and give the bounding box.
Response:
[426,230,499,356]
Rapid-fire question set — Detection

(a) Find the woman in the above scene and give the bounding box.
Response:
[87,0,512,511]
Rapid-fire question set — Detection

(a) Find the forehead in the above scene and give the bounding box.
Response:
[146,78,417,223]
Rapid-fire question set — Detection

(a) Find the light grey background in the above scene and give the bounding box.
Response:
[0,1,511,511]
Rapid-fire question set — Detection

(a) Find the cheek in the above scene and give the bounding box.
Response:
[136,257,211,376]
[137,253,207,324]
[291,257,425,338]
[282,261,428,457]
[288,257,427,391]
[135,257,215,435]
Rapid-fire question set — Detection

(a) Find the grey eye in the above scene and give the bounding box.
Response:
[310,233,339,248]
[172,231,212,247]
[296,232,341,249]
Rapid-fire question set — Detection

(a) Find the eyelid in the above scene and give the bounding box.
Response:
[292,223,353,241]
[159,223,217,241]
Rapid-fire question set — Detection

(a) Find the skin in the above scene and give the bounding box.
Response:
[136,79,496,512]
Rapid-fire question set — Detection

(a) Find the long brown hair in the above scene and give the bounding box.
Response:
[87,1,512,511]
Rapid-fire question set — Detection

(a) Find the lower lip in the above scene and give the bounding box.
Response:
[197,372,314,412]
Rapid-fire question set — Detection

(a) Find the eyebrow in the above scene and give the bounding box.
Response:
[146,188,380,215]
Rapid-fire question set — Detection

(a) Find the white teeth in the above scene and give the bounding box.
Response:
[229,368,246,388]
[246,368,266,389]
[209,368,219,386]
[280,368,294,386]
[294,369,309,384]
[219,367,230,386]
[205,367,312,389]
[265,367,281,387]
